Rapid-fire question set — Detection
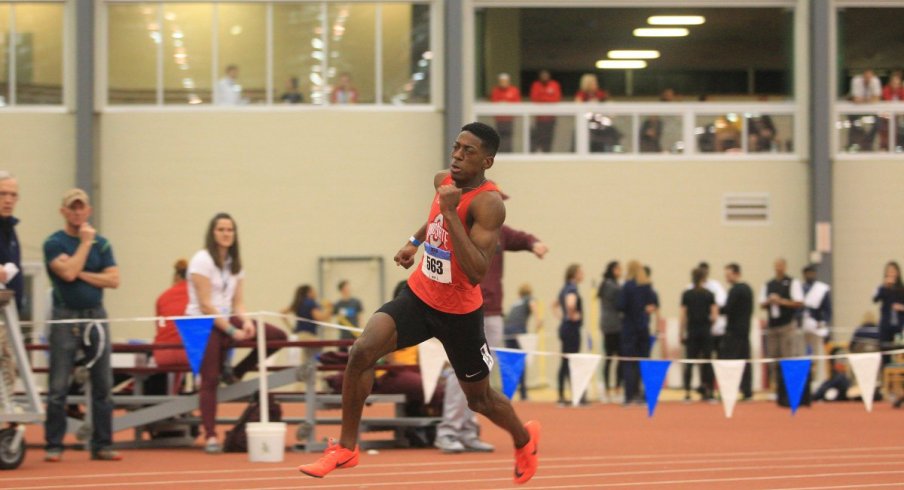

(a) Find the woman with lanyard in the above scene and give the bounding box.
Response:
[186,212,286,454]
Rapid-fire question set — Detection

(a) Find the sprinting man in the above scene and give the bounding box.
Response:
[299,122,540,484]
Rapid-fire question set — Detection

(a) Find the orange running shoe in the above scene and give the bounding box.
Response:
[298,438,359,478]
[514,420,541,484]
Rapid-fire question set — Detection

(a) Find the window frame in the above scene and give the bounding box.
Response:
[463,0,808,161]
[832,0,904,159]
[0,0,71,111]
[98,0,443,111]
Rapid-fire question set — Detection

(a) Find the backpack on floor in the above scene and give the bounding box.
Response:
[223,393,282,453]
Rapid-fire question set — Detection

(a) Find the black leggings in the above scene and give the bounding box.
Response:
[558,326,581,400]
[603,332,621,390]
[683,336,714,394]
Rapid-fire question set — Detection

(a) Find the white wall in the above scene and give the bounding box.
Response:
[98,110,442,339]
[0,114,75,263]
[834,160,904,334]
[492,159,810,357]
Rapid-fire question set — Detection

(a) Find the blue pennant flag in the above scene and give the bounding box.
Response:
[779,359,811,415]
[174,317,215,375]
[496,350,527,400]
[640,360,671,417]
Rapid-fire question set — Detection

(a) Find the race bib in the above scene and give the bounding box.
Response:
[422,243,452,284]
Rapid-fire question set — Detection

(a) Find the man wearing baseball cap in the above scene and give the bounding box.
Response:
[43,188,122,462]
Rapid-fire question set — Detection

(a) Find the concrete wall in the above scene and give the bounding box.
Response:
[98,110,442,338]
[833,160,904,334]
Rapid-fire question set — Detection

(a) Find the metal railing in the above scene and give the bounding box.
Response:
[472,101,798,158]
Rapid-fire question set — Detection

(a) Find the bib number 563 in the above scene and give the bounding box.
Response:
[425,256,444,275]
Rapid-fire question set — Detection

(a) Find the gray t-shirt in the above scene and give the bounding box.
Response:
[598,279,622,334]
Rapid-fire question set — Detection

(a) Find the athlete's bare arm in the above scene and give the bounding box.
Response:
[393,171,449,269]
[439,187,505,285]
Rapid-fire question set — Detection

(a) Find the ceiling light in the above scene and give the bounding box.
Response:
[633,27,689,37]
[648,15,705,26]
[607,50,660,59]
[596,60,647,69]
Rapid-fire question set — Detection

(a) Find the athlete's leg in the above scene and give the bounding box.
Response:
[459,377,530,448]
[339,312,399,449]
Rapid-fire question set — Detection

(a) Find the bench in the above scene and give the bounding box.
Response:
[23,340,436,451]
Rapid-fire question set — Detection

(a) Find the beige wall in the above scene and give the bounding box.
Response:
[98,110,442,339]
[0,114,75,263]
[482,9,520,98]
[834,160,904,334]
[492,159,810,351]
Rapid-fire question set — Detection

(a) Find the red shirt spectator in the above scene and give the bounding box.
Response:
[530,78,562,104]
[882,74,904,101]
[575,89,609,102]
[153,278,190,367]
[491,75,522,124]
[480,225,542,316]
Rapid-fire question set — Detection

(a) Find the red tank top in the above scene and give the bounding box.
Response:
[408,175,500,314]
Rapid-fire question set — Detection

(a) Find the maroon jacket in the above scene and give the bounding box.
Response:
[480,225,540,316]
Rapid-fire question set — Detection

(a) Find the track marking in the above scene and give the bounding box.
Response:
[11,460,904,489]
[6,445,904,483]
[764,484,904,490]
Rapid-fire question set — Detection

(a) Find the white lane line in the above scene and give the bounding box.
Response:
[6,445,904,483]
[764,484,904,490]
[11,460,904,490]
[222,469,904,490]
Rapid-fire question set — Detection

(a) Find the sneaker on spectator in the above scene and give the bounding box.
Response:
[44,450,62,463]
[434,434,465,453]
[460,437,494,452]
[204,437,222,454]
[91,449,123,461]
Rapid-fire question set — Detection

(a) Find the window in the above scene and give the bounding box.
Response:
[0,1,65,107]
[836,6,904,154]
[105,1,434,107]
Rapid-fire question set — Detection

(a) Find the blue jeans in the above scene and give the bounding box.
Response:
[45,306,113,453]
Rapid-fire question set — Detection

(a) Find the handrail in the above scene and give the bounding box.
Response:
[472,101,798,156]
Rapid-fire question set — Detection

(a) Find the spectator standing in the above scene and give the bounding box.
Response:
[848,69,882,151]
[596,261,622,401]
[186,212,287,453]
[872,261,904,364]
[639,90,673,153]
[330,73,358,104]
[719,263,754,400]
[690,262,728,355]
[490,73,522,153]
[801,264,832,383]
[282,285,331,340]
[436,221,547,453]
[573,74,608,102]
[879,71,904,151]
[529,69,562,152]
[618,260,659,405]
[0,172,22,414]
[504,284,538,401]
[0,172,22,310]
[214,65,243,106]
[555,264,584,405]
[680,267,717,401]
[760,258,805,407]
[280,76,304,104]
[43,189,121,462]
[333,280,363,341]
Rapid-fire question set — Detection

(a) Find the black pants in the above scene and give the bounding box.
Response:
[683,336,714,394]
[621,329,649,403]
[558,325,581,400]
[719,333,752,398]
[603,332,621,390]
[497,119,514,153]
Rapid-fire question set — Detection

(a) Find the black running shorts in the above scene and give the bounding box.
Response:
[377,284,493,382]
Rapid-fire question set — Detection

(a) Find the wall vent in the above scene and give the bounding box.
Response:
[723,193,770,225]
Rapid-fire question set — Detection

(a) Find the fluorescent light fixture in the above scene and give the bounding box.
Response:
[607,50,660,59]
[596,60,647,69]
[648,15,705,26]
[633,27,689,37]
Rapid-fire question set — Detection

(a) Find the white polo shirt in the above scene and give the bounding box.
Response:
[185,249,244,316]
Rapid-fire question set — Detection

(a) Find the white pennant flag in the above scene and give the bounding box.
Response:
[418,338,448,404]
[847,352,881,412]
[516,333,539,366]
[712,360,746,418]
[565,354,601,407]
